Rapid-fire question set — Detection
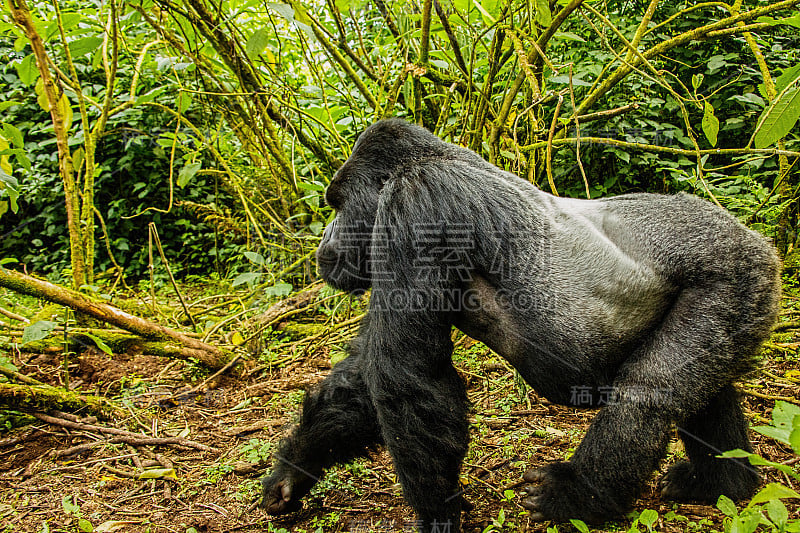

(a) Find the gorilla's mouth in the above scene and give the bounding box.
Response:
[315,248,338,266]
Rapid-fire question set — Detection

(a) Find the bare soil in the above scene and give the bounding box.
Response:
[0,338,798,533]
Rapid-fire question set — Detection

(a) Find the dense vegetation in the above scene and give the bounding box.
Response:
[1,0,798,283]
[0,0,799,531]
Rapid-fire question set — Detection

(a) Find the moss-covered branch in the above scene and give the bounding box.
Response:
[0,268,230,369]
[0,382,119,418]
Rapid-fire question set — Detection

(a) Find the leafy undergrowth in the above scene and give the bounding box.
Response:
[0,318,798,532]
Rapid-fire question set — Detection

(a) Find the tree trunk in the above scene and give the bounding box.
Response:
[6,0,89,289]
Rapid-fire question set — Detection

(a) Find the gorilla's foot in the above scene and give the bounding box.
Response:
[260,468,316,515]
[660,460,761,502]
[520,462,625,524]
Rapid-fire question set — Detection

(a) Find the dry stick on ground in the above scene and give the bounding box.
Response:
[31,412,218,452]
[0,365,43,386]
[0,268,229,369]
[0,306,29,323]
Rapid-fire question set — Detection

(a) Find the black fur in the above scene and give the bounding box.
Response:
[261,119,781,531]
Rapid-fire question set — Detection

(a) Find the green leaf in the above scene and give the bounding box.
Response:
[135,87,167,104]
[3,123,24,149]
[742,511,762,533]
[58,93,73,133]
[62,495,80,516]
[16,54,38,86]
[772,401,800,426]
[264,282,292,297]
[790,423,800,454]
[749,483,800,506]
[22,320,58,345]
[554,31,585,42]
[754,87,800,148]
[78,518,94,532]
[73,146,85,174]
[639,509,658,528]
[765,499,788,529]
[472,0,496,23]
[267,2,295,21]
[246,29,270,57]
[717,494,738,516]
[454,0,471,13]
[296,180,325,191]
[178,93,192,114]
[753,424,790,443]
[68,36,102,57]
[775,64,800,94]
[232,272,261,287]
[137,468,177,481]
[81,332,113,356]
[0,101,21,113]
[244,251,264,265]
[569,519,590,533]
[46,13,81,40]
[707,55,728,71]
[754,401,800,445]
[535,0,552,26]
[702,101,719,147]
[178,161,201,188]
[481,0,500,20]
[549,75,592,87]
[775,12,800,29]
[0,169,20,214]
[266,2,312,33]
[692,73,704,90]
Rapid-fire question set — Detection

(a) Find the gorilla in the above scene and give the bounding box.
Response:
[261,118,781,531]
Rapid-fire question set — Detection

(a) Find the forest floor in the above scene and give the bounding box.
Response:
[0,297,799,533]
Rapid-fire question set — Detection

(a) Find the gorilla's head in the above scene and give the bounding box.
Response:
[315,119,448,293]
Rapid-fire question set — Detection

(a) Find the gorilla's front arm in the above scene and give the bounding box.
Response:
[261,119,781,532]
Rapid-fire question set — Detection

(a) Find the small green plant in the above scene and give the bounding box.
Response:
[570,519,590,533]
[714,401,800,532]
[663,510,714,532]
[239,438,272,464]
[568,509,658,533]
[717,485,800,533]
[61,496,93,532]
[310,511,341,530]
[626,509,659,533]
[482,508,507,532]
[202,463,234,484]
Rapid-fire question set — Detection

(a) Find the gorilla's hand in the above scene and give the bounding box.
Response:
[260,467,314,515]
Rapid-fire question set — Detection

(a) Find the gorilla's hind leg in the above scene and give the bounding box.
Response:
[261,349,382,515]
[661,384,761,502]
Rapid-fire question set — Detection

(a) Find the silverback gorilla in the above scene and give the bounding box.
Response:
[261,119,781,531]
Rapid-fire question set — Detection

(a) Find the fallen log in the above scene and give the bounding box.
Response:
[0,382,119,418]
[6,331,224,362]
[0,268,229,369]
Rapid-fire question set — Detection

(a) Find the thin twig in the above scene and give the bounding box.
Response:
[31,412,218,452]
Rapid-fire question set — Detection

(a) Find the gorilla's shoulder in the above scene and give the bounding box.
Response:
[603,191,722,211]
